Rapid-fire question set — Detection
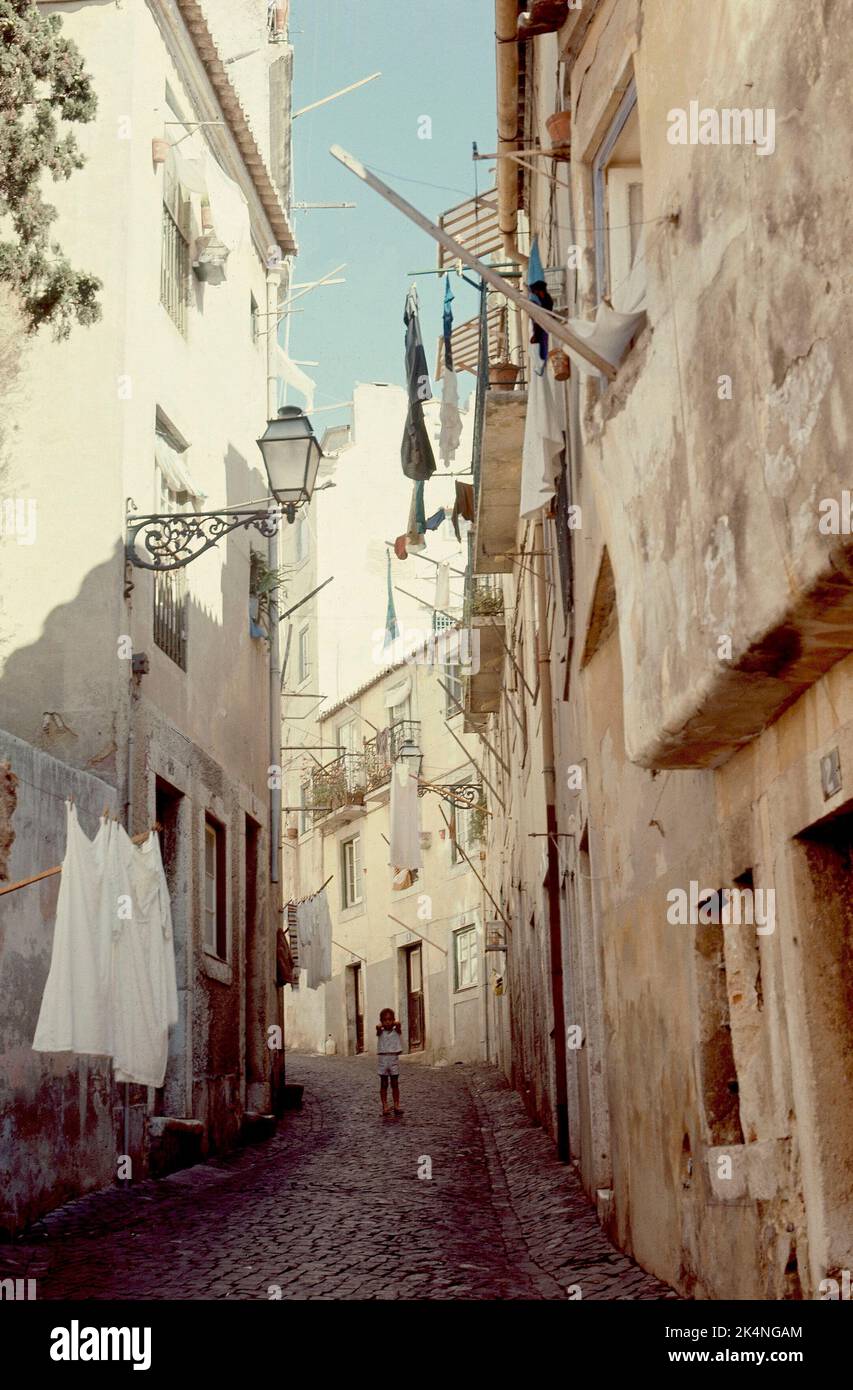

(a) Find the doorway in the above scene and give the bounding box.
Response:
[345,963,365,1055]
[405,944,425,1051]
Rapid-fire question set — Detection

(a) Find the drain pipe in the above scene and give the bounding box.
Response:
[534,518,570,1162]
[495,0,528,268]
[267,266,283,887]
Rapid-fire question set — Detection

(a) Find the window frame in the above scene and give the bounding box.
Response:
[592,76,639,304]
[341,833,363,908]
[454,925,479,992]
[203,814,227,960]
[297,624,311,685]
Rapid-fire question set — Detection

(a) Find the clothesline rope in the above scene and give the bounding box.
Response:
[0,818,162,897]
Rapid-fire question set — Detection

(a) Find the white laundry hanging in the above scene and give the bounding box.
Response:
[389,761,422,873]
[32,807,178,1089]
[32,805,115,1057]
[110,825,178,1089]
[439,367,463,466]
[519,347,565,519]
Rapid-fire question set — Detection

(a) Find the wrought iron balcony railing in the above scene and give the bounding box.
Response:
[363,719,421,791]
[303,752,367,821]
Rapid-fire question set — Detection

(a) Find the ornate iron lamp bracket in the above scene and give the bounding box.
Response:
[126,504,290,572]
[417,781,481,808]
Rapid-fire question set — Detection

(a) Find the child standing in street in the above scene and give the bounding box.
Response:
[376,1008,403,1116]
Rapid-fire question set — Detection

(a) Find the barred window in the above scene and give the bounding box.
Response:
[153,462,188,669]
[161,165,191,333]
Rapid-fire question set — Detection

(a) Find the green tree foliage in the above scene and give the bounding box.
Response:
[0,0,101,337]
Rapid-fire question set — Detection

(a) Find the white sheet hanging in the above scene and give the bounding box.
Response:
[434,561,450,612]
[389,761,422,872]
[110,826,178,1089]
[439,367,462,466]
[519,348,565,519]
[201,150,249,254]
[32,806,114,1057]
[564,298,648,379]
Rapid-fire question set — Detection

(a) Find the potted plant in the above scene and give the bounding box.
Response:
[546,109,572,151]
[249,550,288,635]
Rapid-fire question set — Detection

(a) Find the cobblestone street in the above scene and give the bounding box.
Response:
[2,1055,674,1301]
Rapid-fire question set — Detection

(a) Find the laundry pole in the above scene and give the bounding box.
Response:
[329,145,618,381]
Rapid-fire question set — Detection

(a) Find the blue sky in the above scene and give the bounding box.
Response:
[288,0,496,431]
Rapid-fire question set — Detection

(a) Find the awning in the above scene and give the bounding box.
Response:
[275,344,316,412]
[384,675,412,709]
[563,299,647,379]
[155,431,207,500]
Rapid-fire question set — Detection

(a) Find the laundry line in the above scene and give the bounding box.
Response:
[0,817,163,898]
[283,873,334,911]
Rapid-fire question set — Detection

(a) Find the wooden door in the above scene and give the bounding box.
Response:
[406,944,425,1051]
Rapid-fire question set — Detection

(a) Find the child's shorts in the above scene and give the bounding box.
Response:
[378,1055,400,1077]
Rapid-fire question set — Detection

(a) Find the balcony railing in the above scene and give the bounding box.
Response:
[304,752,366,822]
[363,719,421,791]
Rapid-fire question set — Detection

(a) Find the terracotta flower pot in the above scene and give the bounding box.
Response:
[490,361,520,388]
[545,110,572,149]
[151,137,169,166]
[285,827,299,840]
[549,348,571,381]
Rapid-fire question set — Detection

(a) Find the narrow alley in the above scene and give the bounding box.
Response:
[2,1056,672,1302]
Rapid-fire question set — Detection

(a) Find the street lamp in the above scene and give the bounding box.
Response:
[256,405,322,523]
[126,405,322,571]
[396,736,424,781]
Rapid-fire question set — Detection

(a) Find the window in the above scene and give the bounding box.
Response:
[592,77,645,314]
[154,444,189,669]
[161,161,191,333]
[451,783,481,864]
[554,451,574,620]
[204,815,227,959]
[443,663,464,717]
[297,625,310,684]
[342,834,362,908]
[294,511,308,564]
[454,926,479,991]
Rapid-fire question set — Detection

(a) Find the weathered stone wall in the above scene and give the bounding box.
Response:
[0,733,127,1237]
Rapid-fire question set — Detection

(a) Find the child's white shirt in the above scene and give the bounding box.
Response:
[377,1026,403,1055]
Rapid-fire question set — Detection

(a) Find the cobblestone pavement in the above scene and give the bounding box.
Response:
[1,1055,676,1300]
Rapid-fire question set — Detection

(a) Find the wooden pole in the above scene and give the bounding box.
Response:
[387,914,448,957]
[437,804,512,933]
[442,718,506,813]
[330,145,618,380]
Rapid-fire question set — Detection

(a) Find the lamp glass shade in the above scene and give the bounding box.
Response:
[257,406,322,505]
[397,739,423,777]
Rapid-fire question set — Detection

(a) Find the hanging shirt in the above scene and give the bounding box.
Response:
[110,826,178,1088]
[33,806,115,1057]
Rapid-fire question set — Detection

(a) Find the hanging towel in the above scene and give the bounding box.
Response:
[406,486,427,553]
[519,346,565,519]
[527,237,553,370]
[276,928,295,987]
[390,761,422,872]
[435,561,450,612]
[443,273,455,368]
[451,481,475,540]
[295,899,315,986]
[401,285,437,481]
[439,368,463,466]
[313,889,333,987]
[564,298,648,379]
[110,825,178,1089]
[384,549,400,647]
[33,805,115,1057]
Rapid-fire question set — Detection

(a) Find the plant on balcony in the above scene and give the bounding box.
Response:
[472,584,505,618]
[469,793,488,845]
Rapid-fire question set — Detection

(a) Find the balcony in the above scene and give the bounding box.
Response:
[363,720,421,803]
[463,579,505,727]
[467,292,528,577]
[304,753,367,833]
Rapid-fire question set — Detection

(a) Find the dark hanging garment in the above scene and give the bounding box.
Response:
[276,928,295,988]
[401,285,437,482]
[451,481,475,541]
